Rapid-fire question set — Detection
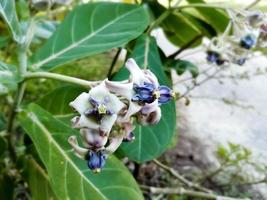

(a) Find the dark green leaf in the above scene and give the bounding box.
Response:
[19,104,144,200]
[186,0,229,33]
[113,35,176,163]
[0,61,18,95]
[31,3,149,71]
[25,157,58,200]
[0,0,22,43]
[0,173,15,199]
[37,85,85,119]
[0,113,6,131]
[0,136,7,157]
[167,60,199,78]
[148,2,202,47]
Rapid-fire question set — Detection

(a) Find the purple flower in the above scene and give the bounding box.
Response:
[86,150,107,173]
[235,58,246,66]
[206,51,226,66]
[132,82,173,105]
[240,34,257,49]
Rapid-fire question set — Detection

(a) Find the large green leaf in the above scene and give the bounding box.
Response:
[0,61,18,95]
[0,0,22,43]
[148,2,202,47]
[31,3,149,71]
[37,85,85,120]
[19,104,144,200]
[113,35,176,163]
[25,157,58,200]
[185,0,229,33]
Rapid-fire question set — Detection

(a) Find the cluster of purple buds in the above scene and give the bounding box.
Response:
[206,50,226,66]
[68,58,175,172]
[206,11,267,67]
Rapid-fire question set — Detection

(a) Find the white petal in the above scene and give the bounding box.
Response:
[141,99,159,115]
[71,115,99,129]
[144,69,159,88]
[90,81,125,114]
[80,128,108,149]
[137,107,162,125]
[100,114,117,136]
[69,92,91,114]
[126,58,146,85]
[121,101,141,122]
[68,136,88,159]
[104,134,124,154]
[105,79,133,100]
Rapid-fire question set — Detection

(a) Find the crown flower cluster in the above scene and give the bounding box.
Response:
[206,10,267,66]
[68,58,175,173]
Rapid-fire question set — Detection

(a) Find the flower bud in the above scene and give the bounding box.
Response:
[86,151,107,173]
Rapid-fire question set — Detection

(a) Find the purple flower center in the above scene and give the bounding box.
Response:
[85,96,114,121]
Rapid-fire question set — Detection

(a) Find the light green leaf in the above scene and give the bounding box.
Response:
[25,157,58,200]
[0,0,22,43]
[19,104,144,200]
[0,61,18,95]
[186,0,229,33]
[31,3,149,71]
[167,60,199,78]
[148,2,202,47]
[113,35,176,163]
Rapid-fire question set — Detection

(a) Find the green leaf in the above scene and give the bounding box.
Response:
[25,157,58,200]
[0,61,18,95]
[37,85,85,116]
[113,35,176,163]
[0,136,7,157]
[0,173,15,200]
[0,113,6,131]
[19,104,144,200]
[167,60,199,78]
[148,2,202,47]
[186,0,229,33]
[31,3,149,71]
[0,0,22,43]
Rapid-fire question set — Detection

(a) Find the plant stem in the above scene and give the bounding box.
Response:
[147,8,173,34]
[107,48,121,79]
[140,185,250,200]
[152,159,212,193]
[23,72,100,88]
[6,45,28,160]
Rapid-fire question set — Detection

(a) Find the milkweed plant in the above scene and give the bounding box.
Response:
[0,0,266,199]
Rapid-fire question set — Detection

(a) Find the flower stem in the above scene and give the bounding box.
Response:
[23,72,100,88]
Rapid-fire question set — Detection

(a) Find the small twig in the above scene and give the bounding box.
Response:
[177,67,222,100]
[245,0,261,10]
[173,66,214,85]
[152,159,212,193]
[140,185,250,200]
[107,48,121,79]
[168,34,203,59]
